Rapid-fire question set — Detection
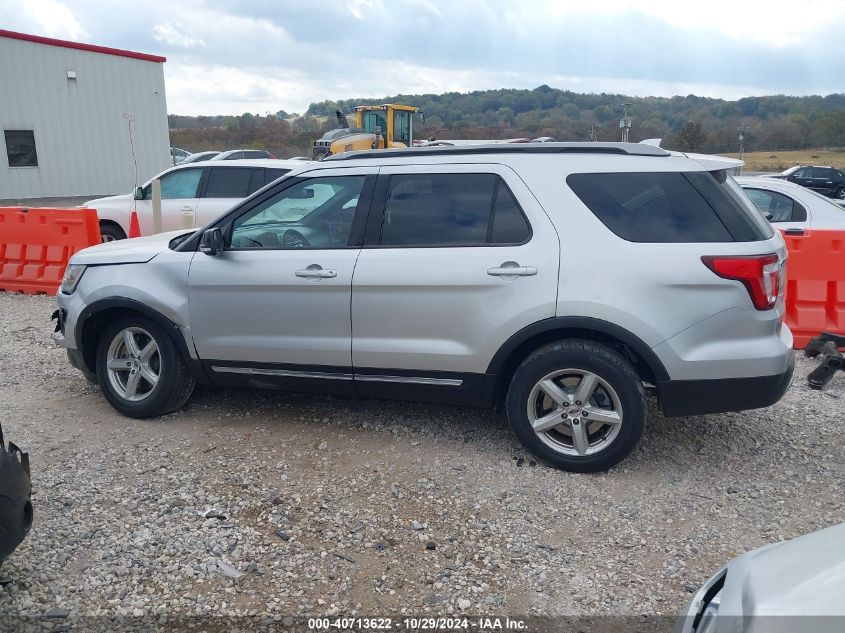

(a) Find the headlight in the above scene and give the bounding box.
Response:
[60,264,87,294]
[675,567,726,633]
[695,590,721,633]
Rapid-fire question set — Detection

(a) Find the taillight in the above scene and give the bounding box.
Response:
[701,254,782,310]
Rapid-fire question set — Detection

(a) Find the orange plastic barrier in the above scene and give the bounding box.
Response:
[0,207,101,295]
[782,228,845,349]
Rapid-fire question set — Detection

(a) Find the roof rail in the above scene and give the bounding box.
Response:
[323,142,670,161]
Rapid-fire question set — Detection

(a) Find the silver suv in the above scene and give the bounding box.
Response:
[52,143,794,472]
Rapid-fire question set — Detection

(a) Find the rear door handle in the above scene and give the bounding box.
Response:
[487,262,537,277]
[295,264,337,279]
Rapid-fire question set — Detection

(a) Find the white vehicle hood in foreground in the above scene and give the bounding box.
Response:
[720,522,845,620]
[70,230,195,265]
[84,192,134,209]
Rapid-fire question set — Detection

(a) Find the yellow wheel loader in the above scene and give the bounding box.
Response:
[312,104,420,160]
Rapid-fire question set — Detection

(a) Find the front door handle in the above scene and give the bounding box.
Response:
[783,228,805,236]
[295,264,337,279]
[487,261,538,278]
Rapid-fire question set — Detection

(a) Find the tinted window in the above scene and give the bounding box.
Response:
[265,168,290,185]
[205,167,255,198]
[151,168,202,199]
[245,150,269,159]
[4,130,37,167]
[814,167,835,178]
[567,172,733,243]
[685,171,773,240]
[743,188,806,222]
[380,174,529,246]
[230,176,365,249]
[222,151,243,160]
[490,183,531,243]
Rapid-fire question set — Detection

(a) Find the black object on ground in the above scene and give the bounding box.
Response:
[0,423,32,564]
[805,332,845,390]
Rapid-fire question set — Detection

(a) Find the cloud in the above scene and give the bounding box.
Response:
[4,0,87,40]
[152,22,204,48]
[0,0,842,115]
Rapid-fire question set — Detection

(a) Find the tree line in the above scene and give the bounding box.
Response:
[169,86,845,158]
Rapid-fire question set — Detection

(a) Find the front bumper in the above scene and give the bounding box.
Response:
[657,352,795,417]
[0,424,32,563]
[672,567,726,633]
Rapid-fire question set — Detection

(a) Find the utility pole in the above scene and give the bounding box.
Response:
[589,124,597,142]
[738,125,747,173]
[619,103,632,143]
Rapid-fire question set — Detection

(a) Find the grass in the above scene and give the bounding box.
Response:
[722,149,845,172]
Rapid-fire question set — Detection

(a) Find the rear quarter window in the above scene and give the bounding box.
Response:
[567,171,773,243]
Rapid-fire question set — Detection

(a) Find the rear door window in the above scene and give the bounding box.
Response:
[205,167,255,198]
[743,188,807,223]
[379,173,531,246]
[264,168,291,185]
[814,167,835,178]
[567,171,772,243]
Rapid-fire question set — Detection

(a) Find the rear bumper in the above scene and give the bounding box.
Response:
[657,352,794,417]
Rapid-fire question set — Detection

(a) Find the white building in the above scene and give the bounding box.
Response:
[0,30,171,199]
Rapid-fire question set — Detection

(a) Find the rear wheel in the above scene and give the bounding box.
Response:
[837,188,845,200]
[506,339,646,472]
[99,222,126,242]
[95,316,195,418]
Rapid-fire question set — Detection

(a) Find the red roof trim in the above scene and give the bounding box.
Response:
[0,29,166,63]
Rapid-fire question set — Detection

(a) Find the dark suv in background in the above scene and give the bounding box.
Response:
[773,165,845,199]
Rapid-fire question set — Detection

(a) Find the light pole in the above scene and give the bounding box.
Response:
[619,103,632,142]
[738,125,747,174]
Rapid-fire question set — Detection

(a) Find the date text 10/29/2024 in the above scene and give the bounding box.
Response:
[308,617,528,631]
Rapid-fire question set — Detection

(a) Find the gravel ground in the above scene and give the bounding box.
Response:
[0,292,843,627]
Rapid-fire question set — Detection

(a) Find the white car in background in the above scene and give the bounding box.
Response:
[737,176,845,233]
[86,159,306,241]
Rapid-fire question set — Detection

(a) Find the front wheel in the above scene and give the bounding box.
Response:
[506,339,646,472]
[837,188,845,200]
[95,316,195,418]
[99,222,127,242]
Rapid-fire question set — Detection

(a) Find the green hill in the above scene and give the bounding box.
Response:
[169,87,845,158]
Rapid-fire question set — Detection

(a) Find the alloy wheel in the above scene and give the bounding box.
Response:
[105,327,161,402]
[526,369,623,457]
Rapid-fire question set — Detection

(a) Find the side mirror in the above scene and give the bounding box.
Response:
[134,186,144,200]
[199,227,225,256]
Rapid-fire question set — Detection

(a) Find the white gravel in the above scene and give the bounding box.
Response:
[0,292,843,624]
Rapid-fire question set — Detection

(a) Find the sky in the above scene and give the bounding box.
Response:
[1,0,844,115]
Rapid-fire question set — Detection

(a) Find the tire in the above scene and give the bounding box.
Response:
[837,188,845,201]
[0,444,32,564]
[506,339,646,473]
[95,315,195,418]
[99,222,127,242]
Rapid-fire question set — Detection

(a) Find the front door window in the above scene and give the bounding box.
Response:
[230,176,365,249]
